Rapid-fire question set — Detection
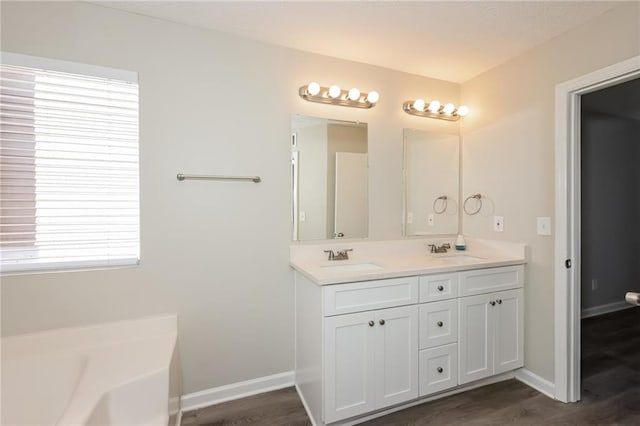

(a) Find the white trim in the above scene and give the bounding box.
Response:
[554,54,640,403]
[0,51,138,82]
[295,383,318,426]
[514,368,555,399]
[180,371,294,413]
[581,301,635,319]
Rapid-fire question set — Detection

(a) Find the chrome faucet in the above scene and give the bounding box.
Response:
[324,248,353,261]
[429,243,451,254]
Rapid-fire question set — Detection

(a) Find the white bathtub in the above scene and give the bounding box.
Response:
[1,315,181,426]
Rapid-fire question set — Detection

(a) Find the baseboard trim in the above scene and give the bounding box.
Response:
[581,301,634,319]
[180,371,294,412]
[514,368,555,399]
[295,383,318,426]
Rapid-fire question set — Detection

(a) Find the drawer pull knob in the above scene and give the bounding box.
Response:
[490,301,496,306]
[437,285,444,291]
[437,367,444,373]
[437,321,444,327]
[497,299,502,304]
[379,319,385,326]
[368,320,375,327]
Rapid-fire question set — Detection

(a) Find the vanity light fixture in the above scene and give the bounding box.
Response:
[299,82,379,109]
[403,98,469,121]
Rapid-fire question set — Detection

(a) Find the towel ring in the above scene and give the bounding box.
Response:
[463,194,482,215]
[433,195,448,214]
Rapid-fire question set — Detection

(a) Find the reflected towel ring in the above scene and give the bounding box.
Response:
[463,194,482,215]
[433,195,448,214]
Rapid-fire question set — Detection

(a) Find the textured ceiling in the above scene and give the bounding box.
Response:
[93,1,623,83]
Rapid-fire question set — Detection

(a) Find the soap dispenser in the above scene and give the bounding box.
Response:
[455,234,466,251]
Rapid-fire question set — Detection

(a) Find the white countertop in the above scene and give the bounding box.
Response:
[290,237,526,285]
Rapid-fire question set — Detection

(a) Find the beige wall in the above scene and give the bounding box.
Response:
[293,122,328,241]
[461,3,640,382]
[326,123,368,238]
[0,1,459,394]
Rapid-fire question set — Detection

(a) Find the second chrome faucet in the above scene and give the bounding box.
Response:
[429,243,451,254]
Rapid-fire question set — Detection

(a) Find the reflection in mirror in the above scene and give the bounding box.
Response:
[291,116,368,241]
[403,129,459,236]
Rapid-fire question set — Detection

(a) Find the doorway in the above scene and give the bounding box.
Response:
[555,55,640,403]
[579,77,640,405]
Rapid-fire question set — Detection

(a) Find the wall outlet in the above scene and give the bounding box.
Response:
[299,211,306,222]
[407,212,413,224]
[427,214,435,226]
[591,278,598,291]
[537,217,552,236]
[493,215,504,232]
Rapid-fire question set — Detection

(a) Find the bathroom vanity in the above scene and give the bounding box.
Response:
[291,238,526,425]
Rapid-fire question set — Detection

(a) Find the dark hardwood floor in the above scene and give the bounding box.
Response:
[182,307,640,426]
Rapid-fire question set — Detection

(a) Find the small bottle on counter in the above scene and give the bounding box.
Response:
[455,234,466,251]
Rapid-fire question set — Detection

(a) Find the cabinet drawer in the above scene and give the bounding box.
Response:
[419,273,458,302]
[419,343,458,396]
[419,299,458,349]
[459,265,524,297]
[323,276,419,316]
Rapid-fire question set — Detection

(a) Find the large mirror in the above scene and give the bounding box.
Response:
[291,115,368,241]
[403,128,460,236]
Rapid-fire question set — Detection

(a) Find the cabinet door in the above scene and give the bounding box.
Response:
[493,288,524,374]
[324,311,376,423]
[458,293,493,385]
[374,305,419,409]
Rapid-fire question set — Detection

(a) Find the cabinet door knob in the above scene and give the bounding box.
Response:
[437,321,444,327]
[437,285,444,291]
[437,367,443,373]
[497,299,502,304]
[368,320,375,327]
[379,319,385,326]
[489,301,496,306]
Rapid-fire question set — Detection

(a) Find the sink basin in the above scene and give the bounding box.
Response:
[320,263,384,273]
[438,255,485,264]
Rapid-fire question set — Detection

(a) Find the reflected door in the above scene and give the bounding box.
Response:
[334,152,368,239]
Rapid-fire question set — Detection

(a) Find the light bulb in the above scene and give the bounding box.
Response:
[328,85,341,98]
[366,90,379,104]
[443,103,455,114]
[413,99,425,112]
[307,82,320,96]
[348,88,361,101]
[457,105,469,117]
[428,100,441,113]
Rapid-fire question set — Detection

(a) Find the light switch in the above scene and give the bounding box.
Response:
[407,212,413,224]
[427,214,435,226]
[493,216,504,232]
[537,217,551,236]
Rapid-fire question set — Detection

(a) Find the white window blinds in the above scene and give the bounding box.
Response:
[0,54,139,273]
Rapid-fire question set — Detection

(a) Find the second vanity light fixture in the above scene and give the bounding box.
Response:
[299,82,379,109]
[403,98,469,121]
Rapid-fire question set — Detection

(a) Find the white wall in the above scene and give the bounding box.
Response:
[461,3,640,382]
[0,1,459,394]
[581,111,640,310]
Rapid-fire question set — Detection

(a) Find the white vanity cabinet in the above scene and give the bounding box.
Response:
[324,304,419,423]
[458,268,524,385]
[294,263,524,425]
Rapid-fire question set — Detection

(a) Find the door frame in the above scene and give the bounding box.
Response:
[554,55,640,403]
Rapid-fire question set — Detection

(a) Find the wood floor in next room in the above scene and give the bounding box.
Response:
[182,307,640,426]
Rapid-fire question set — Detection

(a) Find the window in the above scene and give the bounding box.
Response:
[0,53,139,273]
